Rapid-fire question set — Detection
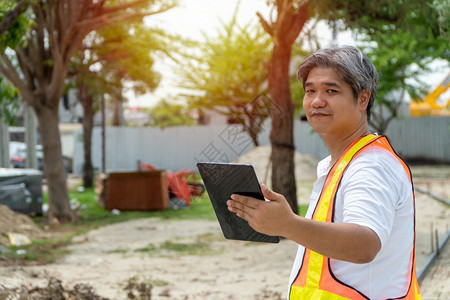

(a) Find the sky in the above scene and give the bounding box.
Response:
[126,0,355,108]
[149,0,272,40]
[126,0,448,108]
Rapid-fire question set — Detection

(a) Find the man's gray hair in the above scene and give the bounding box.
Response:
[297,46,378,120]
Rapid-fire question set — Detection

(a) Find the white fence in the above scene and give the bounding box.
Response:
[72,116,449,175]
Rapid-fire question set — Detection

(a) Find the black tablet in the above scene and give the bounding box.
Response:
[197,162,279,243]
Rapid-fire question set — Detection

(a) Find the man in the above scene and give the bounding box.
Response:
[227,46,421,299]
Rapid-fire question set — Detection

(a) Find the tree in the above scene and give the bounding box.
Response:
[362,32,447,133]
[70,8,176,188]
[0,0,175,223]
[256,0,309,213]
[361,2,448,133]
[255,0,449,213]
[0,4,31,141]
[94,19,170,126]
[70,62,101,189]
[177,4,273,147]
[313,0,449,133]
[147,99,193,128]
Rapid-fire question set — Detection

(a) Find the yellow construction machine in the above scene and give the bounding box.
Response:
[410,73,450,117]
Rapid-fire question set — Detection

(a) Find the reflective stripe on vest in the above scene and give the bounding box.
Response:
[289,134,422,300]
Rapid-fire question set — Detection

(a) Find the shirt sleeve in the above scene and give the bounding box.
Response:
[335,149,406,247]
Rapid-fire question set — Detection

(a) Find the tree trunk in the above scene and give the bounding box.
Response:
[79,84,95,188]
[268,43,297,214]
[257,1,309,214]
[112,96,125,126]
[36,105,76,222]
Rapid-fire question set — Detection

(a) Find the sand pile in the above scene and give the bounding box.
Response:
[233,145,320,184]
[0,205,47,246]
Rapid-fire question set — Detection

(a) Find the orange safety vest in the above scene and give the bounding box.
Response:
[289,134,422,300]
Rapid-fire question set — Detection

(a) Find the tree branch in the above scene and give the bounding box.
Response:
[15,47,35,77]
[257,12,273,36]
[36,1,64,105]
[98,0,168,16]
[29,7,48,81]
[285,3,309,45]
[0,53,33,104]
[60,2,174,61]
[74,7,174,33]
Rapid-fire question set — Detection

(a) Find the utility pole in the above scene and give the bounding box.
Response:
[24,103,37,169]
[0,114,9,167]
[101,94,106,173]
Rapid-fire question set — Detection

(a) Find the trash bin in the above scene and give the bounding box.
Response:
[104,170,169,211]
[0,168,43,216]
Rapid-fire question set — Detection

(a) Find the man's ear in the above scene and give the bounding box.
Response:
[358,90,371,110]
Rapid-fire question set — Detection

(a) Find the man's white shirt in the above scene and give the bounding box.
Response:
[288,147,414,300]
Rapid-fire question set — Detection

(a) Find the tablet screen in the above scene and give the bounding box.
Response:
[197,162,279,243]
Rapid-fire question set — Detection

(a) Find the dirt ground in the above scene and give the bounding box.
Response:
[0,164,449,299]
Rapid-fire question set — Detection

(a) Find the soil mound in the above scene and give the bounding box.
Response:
[233,145,320,183]
[0,205,47,246]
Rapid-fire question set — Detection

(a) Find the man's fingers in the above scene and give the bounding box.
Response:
[261,183,283,202]
[227,198,255,222]
[230,193,260,209]
[228,198,254,213]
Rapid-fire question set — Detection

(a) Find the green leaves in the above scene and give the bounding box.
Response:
[176,6,272,144]
[350,1,449,132]
[0,0,32,51]
[311,0,449,133]
[69,0,179,114]
[0,76,18,125]
[147,99,193,128]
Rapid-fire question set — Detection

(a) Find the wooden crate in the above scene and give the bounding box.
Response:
[105,170,169,211]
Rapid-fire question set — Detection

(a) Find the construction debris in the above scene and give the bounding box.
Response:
[0,276,154,299]
[0,205,48,246]
[0,277,108,300]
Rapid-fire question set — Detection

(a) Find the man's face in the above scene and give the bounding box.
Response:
[302,67,367,140]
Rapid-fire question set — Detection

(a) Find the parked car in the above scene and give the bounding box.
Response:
[10,144,44,170]
[10,142,72,174]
